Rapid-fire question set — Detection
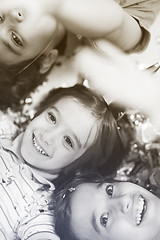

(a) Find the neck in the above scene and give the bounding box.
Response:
[26,162,59,181]
[34,168,59,181]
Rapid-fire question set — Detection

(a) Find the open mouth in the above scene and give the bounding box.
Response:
[136,195,147,226]
[32,133,49,157]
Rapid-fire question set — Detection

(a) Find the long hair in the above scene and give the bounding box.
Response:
[40,86,125,185]
[36,84,124,184]
[0,57,45,110]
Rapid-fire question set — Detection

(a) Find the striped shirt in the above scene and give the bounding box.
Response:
[0,134,59,240]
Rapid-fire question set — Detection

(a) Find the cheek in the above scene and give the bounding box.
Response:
[111,221,150,240]
[32,22,56,46]
[110,221,134,240]
[20,143,30,161]
[57,150,81,167]
[26,118,44,134]
[71,148,86,161]
[60,152,76,165]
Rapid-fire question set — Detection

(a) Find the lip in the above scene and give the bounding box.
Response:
[134,194,147,226]
[32,133,49,157]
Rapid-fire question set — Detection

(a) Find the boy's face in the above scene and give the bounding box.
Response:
[70,182,160,240]
[0,0,64,65]
[21,97,98,174]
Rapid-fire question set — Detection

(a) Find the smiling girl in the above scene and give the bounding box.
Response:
[0,84,124,239]
[54,172,160,240]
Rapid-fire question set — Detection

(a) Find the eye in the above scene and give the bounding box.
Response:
[64,136,73,148]
[100,212,109,227]
[0,16,3,22]
[18,12,22,17]
[47,112,56,124]
[106,184,113,198]
[11,32,22,46]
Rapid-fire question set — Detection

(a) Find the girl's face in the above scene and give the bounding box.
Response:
[0,0,64,65]
[70,182,160,240]
[21,97,98,175]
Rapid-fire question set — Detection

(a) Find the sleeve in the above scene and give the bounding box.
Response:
[116,0,160,52]
[0,111,19,139]
[17,212,60,240]
[126,20,150,53]
[117,0,160,29]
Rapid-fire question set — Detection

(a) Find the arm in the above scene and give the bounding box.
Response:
[18,212,60,240]
[72,41,160,130]
[54,0,142,51]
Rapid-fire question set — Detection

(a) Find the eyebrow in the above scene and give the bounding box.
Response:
[3,39,21,56]
[84,123,97,148]
[50,106,82,148]
[84,127,93,147]
[72,132,82,149]
[91,213,100,234]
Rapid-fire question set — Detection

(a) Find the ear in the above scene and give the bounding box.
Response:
[39,49,59,74]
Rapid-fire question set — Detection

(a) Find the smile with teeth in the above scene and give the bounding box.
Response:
[32,134,49,156]
[136,195,147,226]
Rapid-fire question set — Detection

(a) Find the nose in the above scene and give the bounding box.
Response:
[9,9,24,23]
[111,194,131,215]
[41,130,55,146]
[41,127,63,146]
[120,195,131,214]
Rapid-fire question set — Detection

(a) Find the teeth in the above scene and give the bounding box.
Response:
[136,195,145,225]
[32,135,48,156]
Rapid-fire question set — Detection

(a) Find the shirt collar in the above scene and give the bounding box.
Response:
[1,133,25,163]
[1,133,55,190]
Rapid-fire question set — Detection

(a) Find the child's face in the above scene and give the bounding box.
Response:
[21,97,98,174]
[70,181,160,240]
[0,0,63,65]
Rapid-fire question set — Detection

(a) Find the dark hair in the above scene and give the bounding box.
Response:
[0,34,67,110]
[54,171,160,240]
[0,57,44,110]
[54,172,112,240]
[35,84,124,181]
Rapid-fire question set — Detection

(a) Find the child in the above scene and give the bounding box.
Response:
[0,0,66,109]
[0,84,124,239]
[54,171,160,240]
[0,0,159,108]
[0,0,159,63]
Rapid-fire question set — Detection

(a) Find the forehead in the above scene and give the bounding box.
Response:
[70,183,101,239]
[71,183,99,220]
[54,97,89,112]
[71,183,98,204]
[56,96,97,124]
[51,97,93,120]
[45,97,98,147]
